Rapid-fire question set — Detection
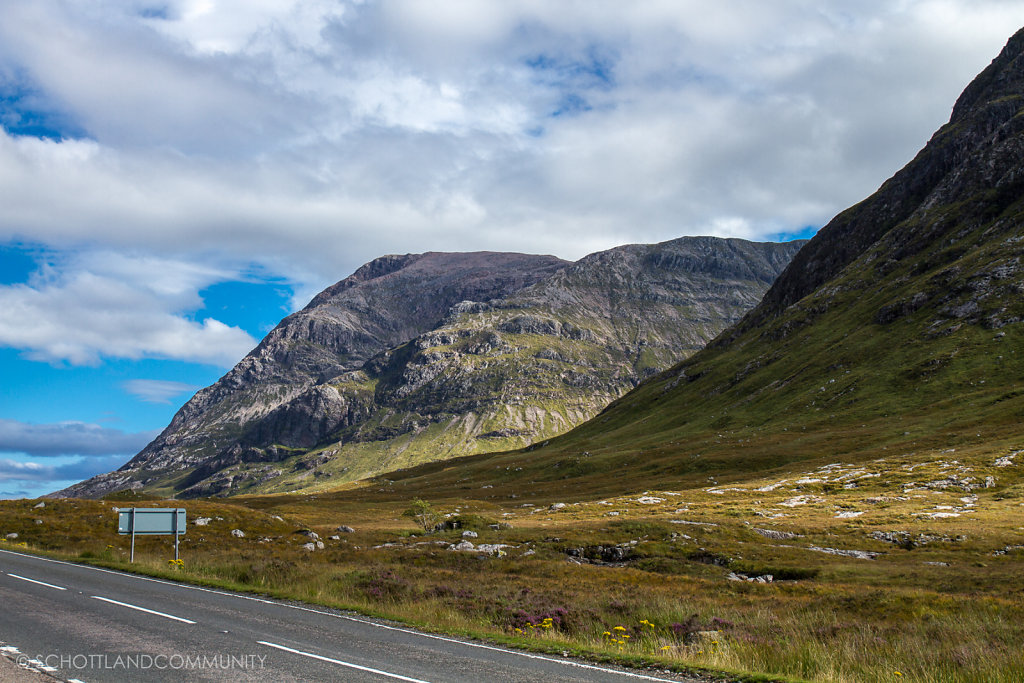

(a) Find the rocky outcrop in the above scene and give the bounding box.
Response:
[57,238,803,498]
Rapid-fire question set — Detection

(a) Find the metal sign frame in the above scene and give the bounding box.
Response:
[117,508,186,562]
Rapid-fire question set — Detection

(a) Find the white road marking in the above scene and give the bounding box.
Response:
[6,573,67,591]
[91,596,196,624]
[258,640,431,682]
[26,658,58,673]
[0,549,682,682]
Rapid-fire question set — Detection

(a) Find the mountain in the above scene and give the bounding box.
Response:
[58,237,804,498]
[387,26,1024,499]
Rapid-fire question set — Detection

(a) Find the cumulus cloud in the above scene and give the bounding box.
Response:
[0,250,257,366]
[0,419,156,458]
[0,2,1022,303]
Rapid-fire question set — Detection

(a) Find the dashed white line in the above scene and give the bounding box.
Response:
[258,640,432,682]
[91,596,196,624]
[6,573,66,591]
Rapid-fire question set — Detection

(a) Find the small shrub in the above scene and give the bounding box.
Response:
[403,499,439,532]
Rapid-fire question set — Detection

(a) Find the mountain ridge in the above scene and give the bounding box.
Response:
[58,236,804,498]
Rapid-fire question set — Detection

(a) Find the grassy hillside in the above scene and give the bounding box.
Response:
[6,445,1024,681]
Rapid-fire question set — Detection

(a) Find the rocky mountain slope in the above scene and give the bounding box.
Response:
[396,26,1024,499]
[59,238,803,498]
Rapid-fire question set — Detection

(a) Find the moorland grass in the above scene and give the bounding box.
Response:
[4,442,1024,682]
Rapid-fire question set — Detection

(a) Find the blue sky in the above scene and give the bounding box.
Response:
[1,1,1023,498]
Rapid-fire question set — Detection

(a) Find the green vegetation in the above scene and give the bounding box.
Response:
[6,446,1024,681]
[402,498,439,532]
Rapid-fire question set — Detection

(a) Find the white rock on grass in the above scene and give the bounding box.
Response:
[194,518,212,526]
[807,546,878,560]
[835,511,864,519]
[752,528,800,540]
[779,495,824,508]
[727,571,774,583]
[995,452,1020,467]
[476,544,512,555]
[462,530,478,538]
[231,529,245,538]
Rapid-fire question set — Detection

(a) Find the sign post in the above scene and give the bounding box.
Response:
[117,508,187,563]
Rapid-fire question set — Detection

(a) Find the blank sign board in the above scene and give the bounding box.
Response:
[117,508,186,535]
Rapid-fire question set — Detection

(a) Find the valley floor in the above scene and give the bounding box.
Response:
[4,443,1024,682]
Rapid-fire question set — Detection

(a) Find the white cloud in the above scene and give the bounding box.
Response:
[122,379,199,404]
[0,455,130,495]
[0,1,1022,300]
[0,419,156,458]
[0,251,257,366]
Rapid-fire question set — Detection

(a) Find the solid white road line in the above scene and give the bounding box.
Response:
[91,595,196,624]
[257,640,432,682]
[6,573,66,591]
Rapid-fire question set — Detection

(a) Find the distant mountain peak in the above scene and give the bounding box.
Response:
[56,237,804,499]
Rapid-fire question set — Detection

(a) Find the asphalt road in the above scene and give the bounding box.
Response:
[0,549,704,682]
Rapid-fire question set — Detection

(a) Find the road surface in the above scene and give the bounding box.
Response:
[0,548,706,682]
